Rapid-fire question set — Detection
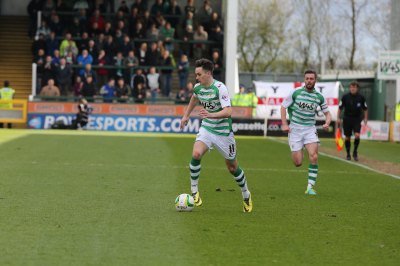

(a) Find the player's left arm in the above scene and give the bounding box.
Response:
[323,111,332,130]
[320,95,331,130]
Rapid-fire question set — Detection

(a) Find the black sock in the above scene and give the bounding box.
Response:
[345,139,351,155]
[354,138,360,153]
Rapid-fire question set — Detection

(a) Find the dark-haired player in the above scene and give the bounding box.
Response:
[281,70,331,195]
[180,58,252,212]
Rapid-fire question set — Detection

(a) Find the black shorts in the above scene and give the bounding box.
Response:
[343,117,362,137]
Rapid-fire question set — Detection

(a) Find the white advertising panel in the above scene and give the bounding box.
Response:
[360,121,389,141]
[391,121,400,142]
[377,50,400,80]
[254,81,340,121]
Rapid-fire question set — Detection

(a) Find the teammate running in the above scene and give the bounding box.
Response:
[180,58,252,212]
[280,70,332,195]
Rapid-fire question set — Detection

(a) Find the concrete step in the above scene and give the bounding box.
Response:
[0,28,29,33]
[0,72,31,76]
[0,35,30,41]
[0,48,32,54]
[0,16,32,100]
[3,83,31,88]
[1,58,32,64]
[0,42,32,46]
[0,44,32,49]
[0,78,31,83]
[0,67,32,72]
[0,67,31,72]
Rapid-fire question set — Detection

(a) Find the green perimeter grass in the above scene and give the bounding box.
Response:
[0,131,399,265]
[320,138,400,165]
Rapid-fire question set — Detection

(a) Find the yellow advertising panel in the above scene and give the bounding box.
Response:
[0,100,28,123]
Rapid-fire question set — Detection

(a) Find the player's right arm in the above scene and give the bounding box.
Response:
[281,90,294,133]
[180,95,199,130]
[280,106,290,133]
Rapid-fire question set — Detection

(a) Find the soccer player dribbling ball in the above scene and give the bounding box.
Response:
[280,70,332,195]
[180,58,253,212]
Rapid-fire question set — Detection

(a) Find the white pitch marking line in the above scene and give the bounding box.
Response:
[318,151,400,180]
[268,137,400,180]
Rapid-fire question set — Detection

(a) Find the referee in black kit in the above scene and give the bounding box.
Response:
[337,81,368,161]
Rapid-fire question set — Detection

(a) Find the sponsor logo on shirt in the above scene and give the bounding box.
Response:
[298,101,315,111]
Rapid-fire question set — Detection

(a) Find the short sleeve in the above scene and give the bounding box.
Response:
[281,89,295,108]
[192,83,200,98]
[319,94,329,113]
[218,83,231,108]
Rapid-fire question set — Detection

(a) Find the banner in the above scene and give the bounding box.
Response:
[253,81,340,121]
[28,114,201,134]
[360,121,389,141]
[28,102,253,118]
[0,100,28,123]
[377,50,400,80]
[391,121,400,142]
[232,119,265,136]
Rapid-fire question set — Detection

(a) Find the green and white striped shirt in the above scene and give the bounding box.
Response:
[193,80,232,136]
[282,87,329,127]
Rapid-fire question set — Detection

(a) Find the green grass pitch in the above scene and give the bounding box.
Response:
[0,130,399,265]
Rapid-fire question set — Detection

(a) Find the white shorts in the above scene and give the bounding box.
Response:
[196,127,236,160]
[288,125,319,152]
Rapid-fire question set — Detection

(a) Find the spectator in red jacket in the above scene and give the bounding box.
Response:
[90,9,105,31]
[73,76,84,97]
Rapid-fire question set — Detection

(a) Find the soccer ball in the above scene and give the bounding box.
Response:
[175,193,195,212]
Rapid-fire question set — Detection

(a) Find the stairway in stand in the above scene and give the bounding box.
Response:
[0,16,32,99]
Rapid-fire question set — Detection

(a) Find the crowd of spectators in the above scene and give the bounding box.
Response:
[28,0,224,103]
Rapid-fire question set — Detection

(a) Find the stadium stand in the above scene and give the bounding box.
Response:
[27,0,224,103]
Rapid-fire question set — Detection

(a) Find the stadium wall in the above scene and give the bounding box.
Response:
[239,73,386,121]
[27,101,257,134]
[0,0,27,15]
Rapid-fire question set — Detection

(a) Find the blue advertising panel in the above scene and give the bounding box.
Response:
[27,114,201,134]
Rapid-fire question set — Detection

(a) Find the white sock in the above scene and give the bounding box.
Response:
[242,189,250,199]
[191,180,198,194]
